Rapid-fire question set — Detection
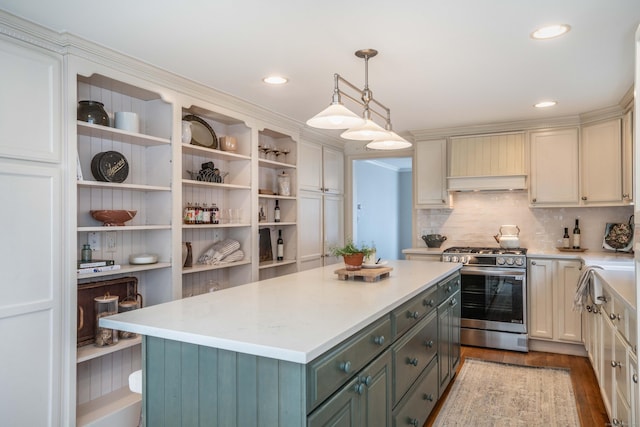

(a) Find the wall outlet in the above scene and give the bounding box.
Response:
[105,231,117,252]
[88,232,100,251]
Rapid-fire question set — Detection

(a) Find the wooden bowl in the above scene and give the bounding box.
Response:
[90,210,137,226]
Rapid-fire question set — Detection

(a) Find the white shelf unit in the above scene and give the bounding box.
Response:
[74,70,174,426]
[258,129,298,280]
[180,105,253,298]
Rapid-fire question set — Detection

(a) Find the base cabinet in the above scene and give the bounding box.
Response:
[438,280,461,395]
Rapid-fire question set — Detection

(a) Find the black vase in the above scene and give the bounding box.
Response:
[78,100,109,126]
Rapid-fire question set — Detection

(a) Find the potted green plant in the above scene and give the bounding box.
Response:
[330,239,375,271]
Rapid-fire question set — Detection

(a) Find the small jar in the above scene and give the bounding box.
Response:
[277,171,291,196]
[81,244,92,262]
[94,294,119,347]
[78,100,109,126]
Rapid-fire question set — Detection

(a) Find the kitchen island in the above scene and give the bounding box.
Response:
[101,260,461,427]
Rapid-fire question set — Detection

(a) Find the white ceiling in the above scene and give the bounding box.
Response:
[2,1,639,135]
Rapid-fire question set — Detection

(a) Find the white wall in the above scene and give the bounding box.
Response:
[415,191,634,251]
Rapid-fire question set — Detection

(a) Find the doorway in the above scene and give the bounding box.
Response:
[352,157,412,260]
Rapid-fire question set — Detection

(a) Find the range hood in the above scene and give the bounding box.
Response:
[447,132,527,192]
[447,175,527,192]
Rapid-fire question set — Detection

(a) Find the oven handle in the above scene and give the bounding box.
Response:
[461,267,526,277]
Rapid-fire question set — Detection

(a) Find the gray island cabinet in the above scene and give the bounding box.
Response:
[101,260,461,426]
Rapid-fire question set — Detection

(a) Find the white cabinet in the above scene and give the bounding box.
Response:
[299,141,344,194]
[528,258,582,343]
[0,34,67,426]
[581,119,623,204]
[529,128,580,206]
[622,108,634,204]
[298,140,344,270]
[414,139,448,208]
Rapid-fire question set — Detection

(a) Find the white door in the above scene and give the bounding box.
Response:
[0,36,67,426]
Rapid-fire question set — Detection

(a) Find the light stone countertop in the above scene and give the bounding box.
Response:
[594,269,636,311]
[100,260,461,364]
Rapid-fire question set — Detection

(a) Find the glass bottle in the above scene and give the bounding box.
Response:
[81,244,92,262]
[563,228,570,248]
[277,230,284,261]
[274,199,281,222]
[572,219,581,249]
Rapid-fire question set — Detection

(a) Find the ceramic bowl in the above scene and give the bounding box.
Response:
[90,210,137,226]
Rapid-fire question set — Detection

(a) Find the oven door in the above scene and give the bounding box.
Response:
[460,266,526,334]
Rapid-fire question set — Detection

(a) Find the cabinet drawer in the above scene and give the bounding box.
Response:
[307,315,391,412]
[392,356,438,427]
[392,310,438,405]
[392,285,438,338]
[438,274,460,305]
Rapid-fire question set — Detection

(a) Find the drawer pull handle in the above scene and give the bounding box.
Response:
[611,361,622,368]
[424,299,435,307]
[339,361,351,373]
[374,335,385,346]
[360,375,372,387]
[408,357,419,367]
[612,418,621,426]
[450,298,457,307]
[597,296,608,303]
[408,311,420,320]
[423,393,434,402]
[609,313,621,321]
[408,418,419,426]
[353,383,364,395]
[425,340,434,348]
[446,285,452,293]
[633,374,638,383]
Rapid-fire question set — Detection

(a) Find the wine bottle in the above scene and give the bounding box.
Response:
[274,199,281,222]
[562,227,570,248]
[277,230,284,261]
[572,219,581,249]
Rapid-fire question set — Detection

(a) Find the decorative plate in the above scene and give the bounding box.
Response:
[90,151,129,183]
[183,114,218,149]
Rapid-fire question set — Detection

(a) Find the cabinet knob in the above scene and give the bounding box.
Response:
[582,196,587,201]
[423,299,435,307]
[409,419,419,427]
[441,199,445,204]
[586,305,592,312]
[408,311,420,320]
[611,361,622,368]
[532,198,537,203]
[633,374,638,384]
[597,296,608,303]
[610,313,622,321]
[425,340,434,348]
[423,393,434,402]
[450,298,457,307]
[339,361,351,373]
[612,418,622,426]
[623,193,629,198]
[353,383,364,395]
[360,375,372,387]
[408,357,419,367]
[446,285,452,293]
[531,261,537,265]
[373,335,385,346]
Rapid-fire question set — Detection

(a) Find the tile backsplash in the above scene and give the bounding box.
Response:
[415,191,634,252]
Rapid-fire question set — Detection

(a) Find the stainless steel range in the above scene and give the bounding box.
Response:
[442,247,528,352]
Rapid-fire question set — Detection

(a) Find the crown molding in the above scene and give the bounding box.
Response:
[578,104,625,125]
[0,10,66,53]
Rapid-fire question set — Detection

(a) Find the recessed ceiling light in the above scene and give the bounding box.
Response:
[534,100,558,108]
[262,76,288,85]
[531,24,571,40]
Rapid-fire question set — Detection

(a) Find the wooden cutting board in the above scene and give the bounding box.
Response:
[334,266,393,282]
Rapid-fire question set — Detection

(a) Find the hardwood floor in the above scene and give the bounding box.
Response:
[424,346,610,427]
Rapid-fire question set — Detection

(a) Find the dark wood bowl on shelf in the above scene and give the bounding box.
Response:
[90,210,137,226]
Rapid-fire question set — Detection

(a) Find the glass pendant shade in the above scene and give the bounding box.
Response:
[340,119,389,141]
[306,103,365,129]
[366,131,413,150]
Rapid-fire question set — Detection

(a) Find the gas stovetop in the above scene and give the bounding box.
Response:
[442,246,527,267]
[443,246,528,255]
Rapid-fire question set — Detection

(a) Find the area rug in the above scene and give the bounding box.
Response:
[434,359,580,426]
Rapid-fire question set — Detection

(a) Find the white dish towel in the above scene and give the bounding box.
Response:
[572,265,602,312]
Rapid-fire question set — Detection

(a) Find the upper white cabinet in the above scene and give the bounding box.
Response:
[414,139,448,208]
[529,128,580,206]
[622,108,634,203]
[299,142,344,194]
[581,119,623,205]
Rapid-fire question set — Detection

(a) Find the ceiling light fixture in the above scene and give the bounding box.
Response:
[306,49,411,150]
[534,100,558,108]
[263,75,288,85]
[531,24,571,40]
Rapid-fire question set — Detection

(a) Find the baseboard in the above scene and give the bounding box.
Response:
[528,339,587,356]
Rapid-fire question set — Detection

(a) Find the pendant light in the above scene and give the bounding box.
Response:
[306,49,412,150]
